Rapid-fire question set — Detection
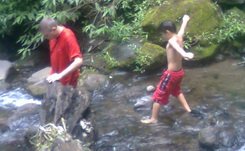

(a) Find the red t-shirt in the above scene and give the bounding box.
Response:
[49,27,82,87]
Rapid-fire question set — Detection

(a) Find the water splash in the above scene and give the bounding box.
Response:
[0,88,41,109]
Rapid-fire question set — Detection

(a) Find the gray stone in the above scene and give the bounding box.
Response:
[26,67,50,97]
[40,82,91,133]
[27,67,50,83]
[0,60,14,81]
[51,137,85,151]
[198,127,219,149]
[79,72,109,92]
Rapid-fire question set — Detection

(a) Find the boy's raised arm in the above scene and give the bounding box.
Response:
[177,14,190,37]
[168,38,194,60]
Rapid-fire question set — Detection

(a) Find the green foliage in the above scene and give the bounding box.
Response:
[0,0,166,59]
[202,10,245,44]
[82,0,166,42]
[103,51,119,69]
[134,47,152,73]
[0,0,85,58]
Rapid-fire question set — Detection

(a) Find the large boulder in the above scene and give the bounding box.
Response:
[135,42,166,72]
[142,0,222,61]
[78,71,109,92]
[26,67,50,97]
[103,42,138,69]
[103,41,165,72]
[40,82,91,133]
[198,126,238,150]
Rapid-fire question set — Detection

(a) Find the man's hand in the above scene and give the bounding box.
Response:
[182,14,190,23]
[184,52,194,60]
[46,73,62,83]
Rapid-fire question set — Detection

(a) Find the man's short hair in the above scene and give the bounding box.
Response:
[39,18,58,32]
[158,21,176,33]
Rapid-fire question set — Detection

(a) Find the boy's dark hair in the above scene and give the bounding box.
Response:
[158,21,176,33]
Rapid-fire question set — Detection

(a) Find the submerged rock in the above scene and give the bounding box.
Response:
[198,126,238,150]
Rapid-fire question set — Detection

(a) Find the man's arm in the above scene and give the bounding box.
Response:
[47,57,83,83]
[177,15,190,37]
[168,38,194,60]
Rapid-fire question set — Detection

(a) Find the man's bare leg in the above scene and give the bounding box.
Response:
[177,93,191,112]
[141,102,161,124]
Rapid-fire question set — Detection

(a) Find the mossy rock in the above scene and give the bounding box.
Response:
[193,44,219,61]
[142,0,221,36]
[142,0,222,60]
[103,42,138,70]
[102,41,166,72]
[135,42,166,71]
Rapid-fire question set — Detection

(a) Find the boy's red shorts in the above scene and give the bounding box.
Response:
[152,69,184,105]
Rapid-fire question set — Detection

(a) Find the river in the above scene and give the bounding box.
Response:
[0,58,245,151]
[91,59,245,151]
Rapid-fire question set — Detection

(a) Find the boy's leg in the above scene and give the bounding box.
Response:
[141,102,161,124]
[177,93,191,112]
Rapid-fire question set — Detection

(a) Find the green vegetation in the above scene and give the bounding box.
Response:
[202,8,245,44]
[134,42,165,73]
[0,0,166,59]
[103,51,120,69]
[0,0,244,71]
[0,0,84,59]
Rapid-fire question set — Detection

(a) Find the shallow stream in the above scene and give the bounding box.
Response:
[0,59,245,151]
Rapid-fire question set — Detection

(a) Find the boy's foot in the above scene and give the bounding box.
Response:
[190,109,204,119]
[141,118,158,124]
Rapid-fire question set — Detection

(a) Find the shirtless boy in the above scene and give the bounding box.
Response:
[141,15,194,124]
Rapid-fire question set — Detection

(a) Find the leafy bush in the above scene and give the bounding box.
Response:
[0,0,166,59]
[202,10,245,44]
[0,0,86,58]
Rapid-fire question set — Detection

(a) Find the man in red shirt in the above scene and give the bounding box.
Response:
[39,18,83,87]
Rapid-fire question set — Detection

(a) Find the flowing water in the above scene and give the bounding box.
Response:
[0,88,41,151]
[91,59,245,151]
[0,59,245,151]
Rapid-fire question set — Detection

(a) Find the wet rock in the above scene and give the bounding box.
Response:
[0,118,10,133]
[146,85,155,92]
[198,126,238,150]
[51,137,85,151]
[0,80,10,91]
[26,67,50,97]
[0,60,16,82]
[134,95,152,109]
[198,126,219,149]
[136,42,166,71]
[27,67,50,83]
[72,118,96,145]
[8,104,40,126]
[79,72,109,92]
[218,127,237,148]
[40,82,91,133]
[103,42,137,69]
